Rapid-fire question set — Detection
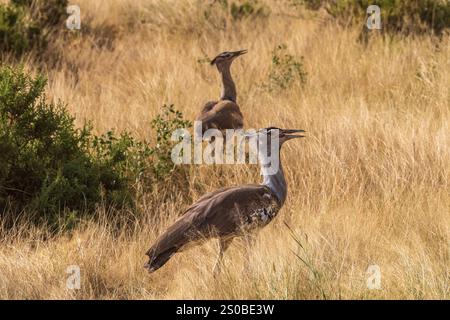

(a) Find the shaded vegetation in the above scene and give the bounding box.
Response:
[203,0,270,23]
[297,0,450,35]
[0,66,191,227]
[265,44,307,91]
[0,0,68,56]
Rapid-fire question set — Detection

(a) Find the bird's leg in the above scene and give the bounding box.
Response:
[213,238,232,275]
[242,233,256,274]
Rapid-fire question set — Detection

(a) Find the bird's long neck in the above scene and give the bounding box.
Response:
[261,162,287,206]
[219,65,237,102]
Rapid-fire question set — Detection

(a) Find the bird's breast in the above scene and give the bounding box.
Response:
[245,202,280,230]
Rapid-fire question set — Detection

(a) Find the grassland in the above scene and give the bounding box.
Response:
[0,0,448,299]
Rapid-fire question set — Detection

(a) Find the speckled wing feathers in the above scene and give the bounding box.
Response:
[145,185,280,271]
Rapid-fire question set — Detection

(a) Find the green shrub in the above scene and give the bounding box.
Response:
[0,66,191,227]
[0,1,32,55]
[0,0,68,56]
[150,104,192,179]
[203,0,270,22]
[265,44,307,91]
[298,0,450,35]
[230,0,270,20]
[0,65,126,219]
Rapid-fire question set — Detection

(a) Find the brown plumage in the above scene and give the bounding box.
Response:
[195,50,246,134]
[197,100,244,134]
[145,185,279,272]
[144,128,305,273]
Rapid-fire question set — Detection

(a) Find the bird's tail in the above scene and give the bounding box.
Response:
[144,246,179,273]
[144,215,201,273]
[144,227,195,273]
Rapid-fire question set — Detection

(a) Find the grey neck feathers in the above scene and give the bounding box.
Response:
[218,64,237,102]
[261,163,287,206]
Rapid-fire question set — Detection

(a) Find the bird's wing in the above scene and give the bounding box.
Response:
[145,186,236,259]
[196,100,243,132]
[146,185,276,259]
[199,100,218,114]
[192,184,277,235]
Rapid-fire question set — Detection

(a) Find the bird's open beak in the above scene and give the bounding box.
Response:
[232,49,247,57]
[283,129,306,140]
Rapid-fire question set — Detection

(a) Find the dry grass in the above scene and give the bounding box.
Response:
[0,0,449,299]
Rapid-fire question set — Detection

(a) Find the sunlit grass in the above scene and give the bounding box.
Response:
[0,0,448,299]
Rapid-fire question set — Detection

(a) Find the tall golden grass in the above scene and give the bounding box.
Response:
[0,0,448,299]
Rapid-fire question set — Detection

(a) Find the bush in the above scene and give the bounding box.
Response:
[0,65,129,219]
[0,66,191,226]
[298,0,450,35]
[203,0,270,22]
[265,44,307,91]
[0,0,68,56]
[0,1,33,55]
[229,0,270,20]
[150,104,192,179]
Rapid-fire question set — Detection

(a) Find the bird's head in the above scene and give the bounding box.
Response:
[244,127,305,175]
[241,127,305,170]
[258,127,306,146]
[242,126,305,148]
[210,50,247,69]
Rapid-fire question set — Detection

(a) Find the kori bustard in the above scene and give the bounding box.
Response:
[144,127,305,273]
[196,50,246,135]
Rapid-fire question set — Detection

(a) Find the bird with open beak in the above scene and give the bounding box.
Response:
[144,127,305,274]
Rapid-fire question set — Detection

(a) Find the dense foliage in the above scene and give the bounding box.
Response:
[0,66,190,226]
[265,44,307,91]
[0,0,68,56]
[296,0,450,35]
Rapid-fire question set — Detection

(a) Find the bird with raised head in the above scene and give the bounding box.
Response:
[144,127,305,273]
[196,50,247,135]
